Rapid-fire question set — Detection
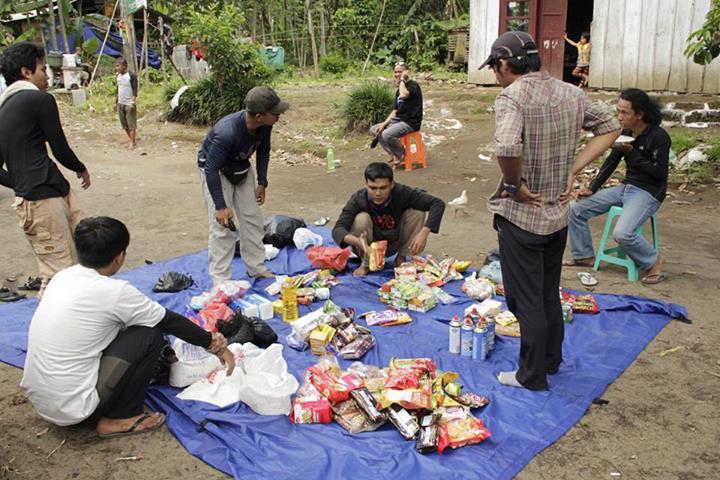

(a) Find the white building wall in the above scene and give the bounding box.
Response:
[468,0,500,84]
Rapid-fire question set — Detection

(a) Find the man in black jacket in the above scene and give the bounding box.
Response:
[0,42,91,296]
[369,61,423,167]
[332,162,445,276]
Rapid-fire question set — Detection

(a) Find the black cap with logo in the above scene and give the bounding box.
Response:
[478,31,539,70]
[244,86,290,114]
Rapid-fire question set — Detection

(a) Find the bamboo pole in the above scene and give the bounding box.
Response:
[159,16,168,84]
[306,1,319,78]
[47,0,58,51]
[56,0,70,53]
[142,7,149,83]
[363,0,388,74]
[88,0,120,89]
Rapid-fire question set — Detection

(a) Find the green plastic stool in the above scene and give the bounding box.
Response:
[592,205,659,281]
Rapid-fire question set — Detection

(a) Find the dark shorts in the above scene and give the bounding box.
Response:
[118,104,137,131]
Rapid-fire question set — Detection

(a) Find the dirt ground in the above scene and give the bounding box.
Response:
[1,81,719,480]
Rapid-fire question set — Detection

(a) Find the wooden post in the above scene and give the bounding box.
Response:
[251,0,257,42]
[142,7,149,83]
[319,4,326,57]
[47,0,58,51]
[306,0,319,78]
[363,0,387,74]
[56,0,70,53]
[159,16,168,84]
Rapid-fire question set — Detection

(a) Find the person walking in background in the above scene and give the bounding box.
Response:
[369,61,423,168]
[564,32,591,87]
[114,58,138,150]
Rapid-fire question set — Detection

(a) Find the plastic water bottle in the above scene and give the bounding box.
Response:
[448,315,461,354]
[326,147,335,172]
[281,278,298,322]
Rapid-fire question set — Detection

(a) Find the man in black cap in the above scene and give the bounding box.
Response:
[198,86,290,283]
[480,32,620,390]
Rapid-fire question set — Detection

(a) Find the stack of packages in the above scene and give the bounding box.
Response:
[377,255,465,313]
[286,300,376,360]
[560,289,600,322]
[266,269,339,308]
[186,280,253,331]
[291,355,492,454]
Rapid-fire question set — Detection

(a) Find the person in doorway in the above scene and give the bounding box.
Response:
[369,61,423,168]
[21,216,235,438]
[0,42,91,298]
[198,86,289,284]
[480,31,619,390]
[564,32,591,87]
[332,162,445,277]
[564,88,670,284]
[114,58,138,149]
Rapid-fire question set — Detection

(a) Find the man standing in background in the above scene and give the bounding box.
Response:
[114,58,138,150]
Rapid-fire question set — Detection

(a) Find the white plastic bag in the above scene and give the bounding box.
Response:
[264,244,280,260]
[293,228,323,250]
[461,272,495,301]
[169,339,221,388]
[177,343,299,415]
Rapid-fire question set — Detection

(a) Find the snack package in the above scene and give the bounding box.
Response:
[394,263,417,281]
[380,384,433,411]
[308,367,351,404]
[292,308,329,340]
[285,331,309,351]
[495,310,518,327]
[432,287,458,305]
[437,416,491,454]
[350,388,385,424]
[338,334,376,360]
[290,397,333,424]
[332,400,386,434]
[390,358,437,376]
[561,291,600,314]
[385,404,420,440]
[454,392,491,409]
[436,406,473,424]
[363,310,413,327]
[368,240,388,272]
[416,412,442,453]
[307,246,351,271]
[309,324,336,356]
[385,367,423,390]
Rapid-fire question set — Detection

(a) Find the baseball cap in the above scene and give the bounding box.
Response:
[244,86,290,114]
[478,31,539,70]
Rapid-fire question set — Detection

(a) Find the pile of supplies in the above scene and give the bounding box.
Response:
[290,355,491,454]
[286,301,376,360]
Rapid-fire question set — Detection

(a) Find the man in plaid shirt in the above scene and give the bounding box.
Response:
[480,32,620,390]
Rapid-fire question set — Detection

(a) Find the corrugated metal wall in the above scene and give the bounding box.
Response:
[468,0,499,84]
[468,0,720,93]
[590,0,720,93]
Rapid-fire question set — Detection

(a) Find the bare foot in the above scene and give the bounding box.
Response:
[128,143,136,151]
[562,257,594,267]
[353,265,369,277]
[96,412,164,437]
[253,271,275,279]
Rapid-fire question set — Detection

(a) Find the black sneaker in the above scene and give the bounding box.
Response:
[18,276,42,291]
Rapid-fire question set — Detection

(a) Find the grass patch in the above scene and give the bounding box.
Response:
[340,81,395,133]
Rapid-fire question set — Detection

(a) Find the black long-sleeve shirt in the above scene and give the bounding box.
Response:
[590,125,671,202]
[0,90,87,199]
[157,309,212,348]
[332,183,445,246]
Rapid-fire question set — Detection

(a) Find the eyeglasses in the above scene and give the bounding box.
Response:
[394,61,406,67]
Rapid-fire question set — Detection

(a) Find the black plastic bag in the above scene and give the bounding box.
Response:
[153,272,194,293]
[150,337,178,385]
[221,311,277,348]
[262,215,306,248]
[248,317,278,348]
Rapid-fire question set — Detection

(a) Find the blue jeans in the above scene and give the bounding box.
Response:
[568,184,660,270]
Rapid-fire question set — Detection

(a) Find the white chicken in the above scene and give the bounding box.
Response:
[448,190,468,215]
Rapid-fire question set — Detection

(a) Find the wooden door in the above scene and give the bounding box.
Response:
[499,0,538,38]
[535,0,568,79]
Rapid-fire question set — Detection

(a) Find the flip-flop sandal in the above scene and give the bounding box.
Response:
[577,272,598,287]
[641,272,668,285]
[563,258,594,267]
[98,412,166,439]
[18,277,42,291]
[0,291,26,302]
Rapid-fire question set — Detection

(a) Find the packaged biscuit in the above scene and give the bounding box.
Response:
[290,397,333,424]
[385,404,420,440]
[416,412,442,453]
[368,240,388,272]
[349,388,385,424]
[332,400,386,434]
[437,416,491,454]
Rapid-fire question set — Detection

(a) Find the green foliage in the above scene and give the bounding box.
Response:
[341,81,395,132]
[320,53,350,74]
[685,0,720,64]
[669,131,701,155]
[168,3,274,125]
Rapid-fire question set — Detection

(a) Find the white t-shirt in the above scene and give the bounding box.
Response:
[20,265,166,426]
[116,72,135,106]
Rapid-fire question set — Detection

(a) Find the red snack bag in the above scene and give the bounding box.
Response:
[368,241,388,272]
[339,371,364,391]
[199,302,234,333]
[307,246,351,271]
[308,366,351,404]
[390,358,437,377]
[290,397,333,424]
[561,291,599,314]
[437,417,491,454]
[385,367,423,390]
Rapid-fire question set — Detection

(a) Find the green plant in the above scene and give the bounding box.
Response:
[685,0,720,64]
[320,53,350,74]
[341,81,395,132]
[669,131,701,155]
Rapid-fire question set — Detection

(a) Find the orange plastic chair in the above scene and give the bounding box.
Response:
[400,131,427,171]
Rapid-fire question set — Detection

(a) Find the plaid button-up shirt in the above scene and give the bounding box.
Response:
[488,71,619,235]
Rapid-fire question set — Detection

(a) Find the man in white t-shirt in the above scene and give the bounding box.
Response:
[113,58,138,150]
[21,216,234,438]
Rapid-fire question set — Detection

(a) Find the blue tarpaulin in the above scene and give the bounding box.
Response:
[0,227,685,479]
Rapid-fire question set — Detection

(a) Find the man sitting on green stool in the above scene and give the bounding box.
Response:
[564,88,670,284]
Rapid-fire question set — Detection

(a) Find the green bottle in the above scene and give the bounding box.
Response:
[326,146,335,172]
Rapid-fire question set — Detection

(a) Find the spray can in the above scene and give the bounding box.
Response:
[472,321,488,361]
[460,316,474,357]
[485,314,496,350]
[469,307,481,326]
[448,315,461,354]
[326,147,335,172]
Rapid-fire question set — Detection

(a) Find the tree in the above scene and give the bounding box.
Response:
[685,0,720,65]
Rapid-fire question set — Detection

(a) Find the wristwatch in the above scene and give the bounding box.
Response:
[503,182,520,194]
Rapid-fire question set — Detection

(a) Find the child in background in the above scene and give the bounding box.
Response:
[564,32,591,88]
